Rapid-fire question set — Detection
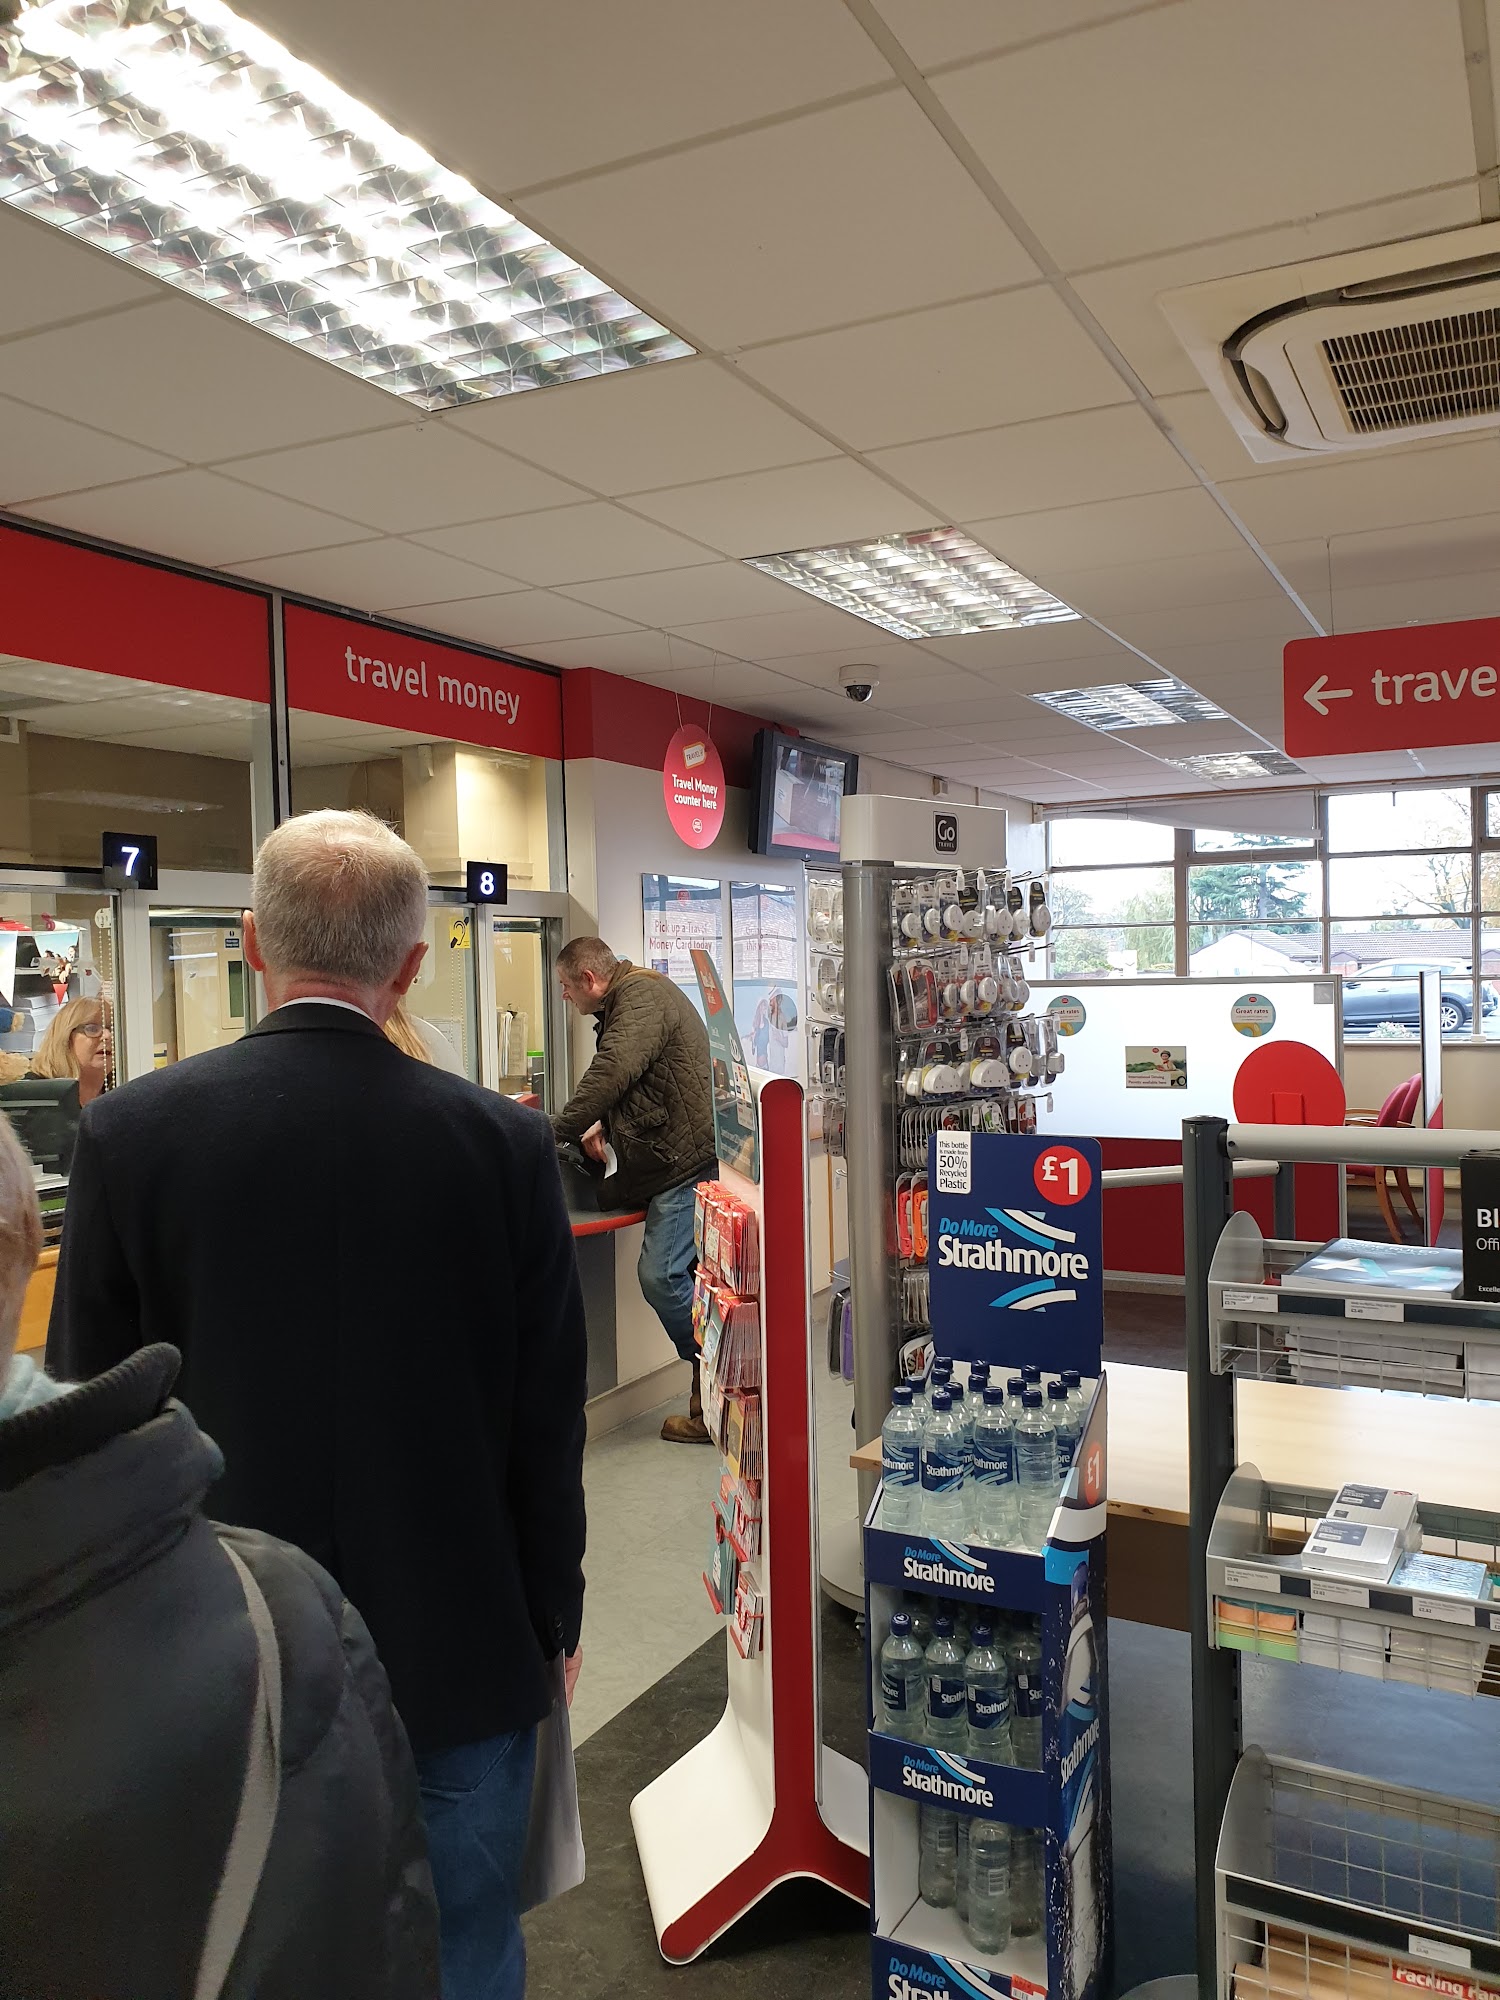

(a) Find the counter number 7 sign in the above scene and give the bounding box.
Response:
[1035,1143,1093,1204]
[101,831,159,891]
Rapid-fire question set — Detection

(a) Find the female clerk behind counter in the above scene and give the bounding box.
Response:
[24,998,113,1107]
[0,999,112,1178]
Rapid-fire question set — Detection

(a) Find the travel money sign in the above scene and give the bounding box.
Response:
[1284,616,1500,758]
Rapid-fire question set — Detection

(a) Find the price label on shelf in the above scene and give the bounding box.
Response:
[1412,1596,1477,1627]
[1223,1289,1274,1313]
[1223,1566,1277,1592]
[1407,1936,1473,1971]
[1310,1580,1370,1607]
[1346,1296,1404,1322]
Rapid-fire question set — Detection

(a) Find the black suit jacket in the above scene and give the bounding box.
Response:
[47,1002,587,1753]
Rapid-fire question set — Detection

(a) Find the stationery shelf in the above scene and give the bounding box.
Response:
[1183,1118,1500,2000]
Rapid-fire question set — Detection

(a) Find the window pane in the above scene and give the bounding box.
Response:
[1486,793,1500,841]
[1193,828,1313,852]
[1048,927,1174,976]
[1328,853,1471,917]
[1047,818,1174,866]
[1336,956,1490,1040]
[1189,861,1321,923]
[1326,786,1470,852]
[1188,926,1321,975]
[1050,867,1172,926]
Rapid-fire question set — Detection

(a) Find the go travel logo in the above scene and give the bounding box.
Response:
[934,1207,1090,1311]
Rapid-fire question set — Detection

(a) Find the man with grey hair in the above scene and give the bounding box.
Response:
[50,808,587,2000]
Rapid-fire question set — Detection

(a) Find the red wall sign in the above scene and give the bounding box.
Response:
[662,723,726,849]
[1285,617,1500,758]
[283,604,563,759]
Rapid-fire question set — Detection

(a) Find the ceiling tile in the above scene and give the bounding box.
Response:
[967,485,1251,578]
[412,503,718,586]
[734,286,1129,450]
[920,623,1139,675]
[18,471,375,569]
[246,0,893,194]
[770,641,963,688]
[1037,548,1289,620]
[224,538,524,613]
[1333,572,1500,632]
[1326,513,1500,591]
[1100,598,1315,651]
[516,633,727,676]
[0,394,180,501]
[560,562,811,626]
[1220,436,1500,544]
[933,0,1475,268]
[626,458,936,557]
[667,605,886,658]
[446,360,835,493]
[379,591,641,649]
[222,426,585,533]
[0,205,160,338]
[0,299,401,461]
[526,94,1038,350]
[629,662,806,708]
[1069,186,1482,397]
[872,404,1193,522]
[869,0,1172,71]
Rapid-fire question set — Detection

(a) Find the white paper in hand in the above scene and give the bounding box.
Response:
[601,1142,619,1180]
[520,1655,585,1911]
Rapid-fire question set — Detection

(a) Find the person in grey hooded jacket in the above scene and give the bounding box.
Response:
[0,1114,439,2000]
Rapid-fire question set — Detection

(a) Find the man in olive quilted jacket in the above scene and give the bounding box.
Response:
[552,938,718,1443]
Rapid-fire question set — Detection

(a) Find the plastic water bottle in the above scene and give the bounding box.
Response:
[878,1611,927,1739]
[910,1373,931,1426]
[970,1386,1018,1548]
[921,1388,968,1539]
[1048,1379,1083,1487]
[931,1358,955,1401]
[956,1815,971,1925]
[1021,1362,1042,1396]
[966,1820,1013,1954]
[924,1615,968,1751]
[1011,1827,1042,1936]
[918,1805,959,1909]
[1015,1389,1057,1550]
[1009,1623,1043,1768]
[964,1622,1013,1765]
[1005,1375,1027,1422]
[906,1596,933,1648]
[1062,1367,1087,1428]
[964,1361,990,1436]
[881,1384,923,1532]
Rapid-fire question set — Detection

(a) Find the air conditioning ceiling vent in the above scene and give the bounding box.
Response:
[1159,223,1500,460]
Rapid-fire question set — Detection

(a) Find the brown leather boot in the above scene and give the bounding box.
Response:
[661,1359,712,1444]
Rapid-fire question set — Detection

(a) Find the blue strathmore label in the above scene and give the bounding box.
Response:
[899,1746,995,1809]
[877,1942,1022,2000]
[921,1445,966,1497]
[899,1544,997,1595]
[927,1674,965,1727]
[967,1684,1010,1738]
[881,1667,917,1714]
[1012,1669,1042,1721]
[1056,1433,1077,1474]
[883,1441,920,1489]
[973,1436,1014,1488]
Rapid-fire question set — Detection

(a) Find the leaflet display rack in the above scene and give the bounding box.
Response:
[631,1072,867,1961]
[1183,1117,1500,2000]
[863,1124,1113,2000]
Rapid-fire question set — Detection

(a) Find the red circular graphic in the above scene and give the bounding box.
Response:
[662,724,725,850]
[1082,1439,1104,1509]
[1034,1144,1092,1204]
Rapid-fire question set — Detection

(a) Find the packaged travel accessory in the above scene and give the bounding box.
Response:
[1300,1517,1402,1584]
[1325,1482,1422,1552]
[1028,878,1051,936]
[1006,883,1028,940]
[896,1174,915,1260]
[1280,1238,1463,1301]
[1389,1550,1490,1598]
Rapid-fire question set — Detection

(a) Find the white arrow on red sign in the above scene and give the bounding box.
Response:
[1302,674,1353,717]
[1284,618,1500,758]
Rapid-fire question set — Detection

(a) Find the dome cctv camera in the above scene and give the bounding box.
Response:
[839,666,879,703]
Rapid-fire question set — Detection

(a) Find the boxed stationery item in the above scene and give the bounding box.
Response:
[1300,1518,1402,1584]
[1280,1239,1463,1302]
[1324,1483,1421,1552]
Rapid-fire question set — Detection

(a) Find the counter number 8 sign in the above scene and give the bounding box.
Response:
[1035,1143,1092,1204]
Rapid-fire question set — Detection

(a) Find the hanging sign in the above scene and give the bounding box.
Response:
[1284,617,1500,758]
[663,725,726,850]
[691,949,757,1181]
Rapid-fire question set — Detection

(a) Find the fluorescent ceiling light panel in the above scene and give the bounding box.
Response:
[1165,751,1303,781]
[1029,675,1228,732]
[0,0,692,410]
[31,787,218,811]
[745,530,1079,641]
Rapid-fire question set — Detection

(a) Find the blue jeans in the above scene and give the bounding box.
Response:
[416,1727,537,2000]
[638,1180,700,1362]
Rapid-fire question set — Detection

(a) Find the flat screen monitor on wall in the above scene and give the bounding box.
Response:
[748,730,858,862]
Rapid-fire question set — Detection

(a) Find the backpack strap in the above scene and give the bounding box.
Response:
[193,1540,284,2000]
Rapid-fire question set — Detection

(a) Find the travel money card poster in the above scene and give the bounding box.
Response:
[927,1130,1104,1376]
[691,948,759,1182]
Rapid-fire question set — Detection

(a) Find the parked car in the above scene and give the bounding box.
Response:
[1341,960,1497,1034]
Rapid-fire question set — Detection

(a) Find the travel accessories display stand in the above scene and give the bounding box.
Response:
[1183,1117,1500,2000]
[864,1128,1113,2000]
[631,1073,868,1961]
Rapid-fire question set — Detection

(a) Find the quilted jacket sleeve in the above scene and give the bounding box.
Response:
[550,979,669,1141]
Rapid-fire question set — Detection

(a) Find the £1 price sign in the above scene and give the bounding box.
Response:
[1036,1143,1093,1204]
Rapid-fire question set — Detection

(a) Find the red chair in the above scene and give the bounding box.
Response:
[1346,1074,1421,1241]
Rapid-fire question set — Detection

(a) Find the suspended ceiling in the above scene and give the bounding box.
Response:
[1,0,1499,804]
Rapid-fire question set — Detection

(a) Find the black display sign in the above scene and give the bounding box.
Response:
[1460,1151,1500,1302]
[101,831,159,891]
[464,860,509,905]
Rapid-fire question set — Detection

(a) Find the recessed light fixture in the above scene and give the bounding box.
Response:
[32,788,218,813]
[744,530,1079,640]
[0,0,693,410]
[1165,751,1303,781]
[1029,675,1228,731]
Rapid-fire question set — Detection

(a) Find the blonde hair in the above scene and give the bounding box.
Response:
[253,810,428,988]
[30,997,110,1082]
[0,1114,42,1364]
[384,1002,434,1064]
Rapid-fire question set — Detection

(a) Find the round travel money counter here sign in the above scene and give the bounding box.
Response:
[662,724,725,850]
[1231,992,1277,1038]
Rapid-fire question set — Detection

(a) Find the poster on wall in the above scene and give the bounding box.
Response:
[642,874,724,1019]
[1125,1044,1188,1088]
[729,882,799,1078]
[691,950,758,1182]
